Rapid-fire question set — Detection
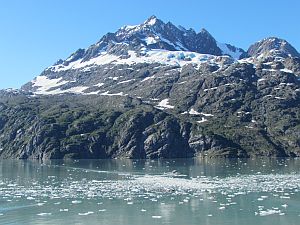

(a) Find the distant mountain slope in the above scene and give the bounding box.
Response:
[0,16,299,160]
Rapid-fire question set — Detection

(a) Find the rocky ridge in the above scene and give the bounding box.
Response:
[0,16,300,159]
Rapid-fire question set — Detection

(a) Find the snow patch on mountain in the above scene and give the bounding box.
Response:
[280,68,293,73]
[141,75,156,82]
[100,91,127,96]
[182,109,214,117]
[217,42,244,59]
[197,117,208,123]
[189,108,201,115]
[94,83,105,87]
[156,99,175,110]
[44,16,250,77]
[32,76,70,94]
[64,86,89,94]
[118,79,135,84]
[48,50,229,73]
[145,17,158,26]
[117,16,159,37]
[144,36,158,45]
[31,76,99,95]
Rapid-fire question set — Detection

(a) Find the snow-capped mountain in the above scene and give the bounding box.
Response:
[22,16,300,97]
[247,37,300,59]
[1,16,300,159]
[44,16,245,72]
[62,15,245,64]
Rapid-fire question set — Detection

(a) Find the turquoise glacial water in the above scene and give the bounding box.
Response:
[0,158,300,225]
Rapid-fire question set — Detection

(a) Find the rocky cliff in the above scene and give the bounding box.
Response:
[0,16,299,159]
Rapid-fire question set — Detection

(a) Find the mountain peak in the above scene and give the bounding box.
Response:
[143,15,159,26]
[120,15,163,32]
[199,28,211,35]
[44,16,250,71]
[247,37,300,59]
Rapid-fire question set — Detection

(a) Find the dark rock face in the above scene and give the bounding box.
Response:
[194,29,222,55]
[247,37,300,59]
[1,16,300,159]
[0,95,249,160]
[1,58,300,160]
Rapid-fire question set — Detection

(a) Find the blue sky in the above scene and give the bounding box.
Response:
[1,0,299,89]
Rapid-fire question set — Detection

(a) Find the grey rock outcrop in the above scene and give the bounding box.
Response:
[1,16,300,159]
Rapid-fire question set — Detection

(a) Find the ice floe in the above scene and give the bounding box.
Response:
[1,160,300,222]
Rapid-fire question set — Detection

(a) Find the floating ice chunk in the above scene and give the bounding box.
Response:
[37,213,52,216]
[78,211,94,216]
[71,200,82,204]
[258,209,282,216]
[152,216,162,219]
[59,209,69,212]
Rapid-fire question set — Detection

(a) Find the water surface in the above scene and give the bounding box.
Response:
[0,158,300,225]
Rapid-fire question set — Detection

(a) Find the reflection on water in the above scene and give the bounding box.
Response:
[0,158,300,225]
